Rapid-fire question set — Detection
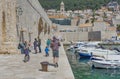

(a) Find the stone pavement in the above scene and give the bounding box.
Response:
[0,45,75,79]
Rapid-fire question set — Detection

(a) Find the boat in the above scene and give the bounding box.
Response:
[78,48,119,58]
[91,60,120,69]
[67,41,101,51]
[91,55,120,69]
[67,41,85,51]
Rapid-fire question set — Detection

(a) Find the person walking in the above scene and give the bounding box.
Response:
[45,46,49,57]
[46,38,51,48]
[18,42,25,54]
[33,38,38,54]
[24,41,30,62]
[38,38,42,53]
[50,36,61,67]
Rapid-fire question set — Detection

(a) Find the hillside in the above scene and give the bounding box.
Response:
[38,0,120,10]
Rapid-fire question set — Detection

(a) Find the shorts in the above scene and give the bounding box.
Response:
[53,50,59,57]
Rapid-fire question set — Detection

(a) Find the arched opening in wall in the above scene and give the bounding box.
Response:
[48,26,50,34]
[20,31,24,43]
[44,23,47,35]
[2,11,6,42]
[29,32,32,42]
[38,17,43,38]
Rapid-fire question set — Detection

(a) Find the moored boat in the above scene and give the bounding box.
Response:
[78,48,119,59]
[91,60,120,69]
[91,55,120,69]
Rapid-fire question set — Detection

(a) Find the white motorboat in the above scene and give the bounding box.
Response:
[91,55,120,69]
[92,60,120,69]
[78,47,119,58]
[67,41,85,51]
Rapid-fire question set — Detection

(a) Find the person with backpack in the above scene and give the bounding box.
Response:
[50,36,61,67]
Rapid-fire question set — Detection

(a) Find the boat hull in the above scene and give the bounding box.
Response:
[79,52,91,58]
[92,60,120,69]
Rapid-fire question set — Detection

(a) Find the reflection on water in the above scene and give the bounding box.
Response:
[65,46,120,79]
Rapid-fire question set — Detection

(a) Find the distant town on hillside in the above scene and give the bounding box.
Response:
[41,0,120,41]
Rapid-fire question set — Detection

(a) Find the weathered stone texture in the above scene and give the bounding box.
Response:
[0,0,52,54]
[0,0,18,54]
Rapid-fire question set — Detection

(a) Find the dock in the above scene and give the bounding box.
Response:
[0,45,75,79]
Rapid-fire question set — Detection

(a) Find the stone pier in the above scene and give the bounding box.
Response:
[0,44,75,79]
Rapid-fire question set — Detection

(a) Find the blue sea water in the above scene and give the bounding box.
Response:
[65,46,120,79]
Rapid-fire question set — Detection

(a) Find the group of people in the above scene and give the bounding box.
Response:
[18,36,61,67]
[44,36,61,67]
[18,41,31,62]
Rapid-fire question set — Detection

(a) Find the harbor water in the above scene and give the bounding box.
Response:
[64,45,120,79]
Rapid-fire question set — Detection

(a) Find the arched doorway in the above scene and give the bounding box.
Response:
[44,23,47,35]
[2,11,6,42]
[38,17,43,38]
[20,30,24,43]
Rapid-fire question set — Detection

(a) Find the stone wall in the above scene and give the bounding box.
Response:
[60,32,88,42]
[17,0,52,43]
[101,31,117,40]
[0,0,18,54]
[0,0,52,54]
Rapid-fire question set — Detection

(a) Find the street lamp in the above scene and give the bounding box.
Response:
[16,6,23,42]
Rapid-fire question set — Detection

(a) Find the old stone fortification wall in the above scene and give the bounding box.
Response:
[17,0,52,42]
[0,0,52,54]
[0,0,17,54]
[16,0,53,53]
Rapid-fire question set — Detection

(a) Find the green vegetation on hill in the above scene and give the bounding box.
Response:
[38,0,120,10]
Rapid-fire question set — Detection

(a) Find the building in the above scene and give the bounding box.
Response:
[107,1,119,12]
[60,1,65,14]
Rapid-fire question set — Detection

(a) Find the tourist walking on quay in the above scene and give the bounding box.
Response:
[24,41,30,62]
[33,38,38,54]
[28,40,32,52]
[50,36,61,67]
[45,46,49,57]
[46,38,51,48]
[18,42,25,54]
[38,38,42,53]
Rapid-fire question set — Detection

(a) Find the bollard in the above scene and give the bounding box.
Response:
[40,61,49,72]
